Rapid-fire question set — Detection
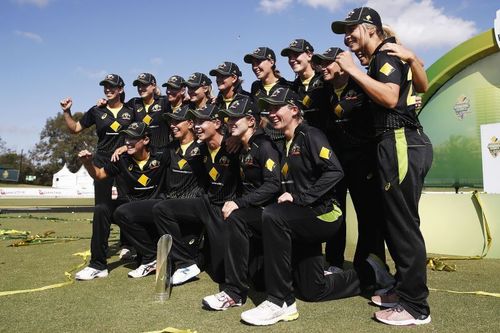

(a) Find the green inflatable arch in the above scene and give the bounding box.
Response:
[422,29,498,108]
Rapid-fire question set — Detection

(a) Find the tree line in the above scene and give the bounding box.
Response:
[0,112,97,186]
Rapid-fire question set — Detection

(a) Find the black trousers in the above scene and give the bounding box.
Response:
[223,207,264,302]
[376,128,433,318]
[89,199,127,270]
[262,202,360,306]
[326,145,386,284]
[113,199,163,264]
[153,196,226,283]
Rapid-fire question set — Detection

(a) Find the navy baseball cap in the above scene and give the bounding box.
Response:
[281,39,314,56]
[164,105,192,121]
[185,72,212,88]
[331,7,382,34]
[258,87,302,110]
[219,97,258,118]
[121,122,150,138]
[188,104,220,120]
[244,47,276,64]
[162,75,186,89]
[312,47,344,64]
[133,73,157,86]
[99,73,125,87]
[209,62,242,77]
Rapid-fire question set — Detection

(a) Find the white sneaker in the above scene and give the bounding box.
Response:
[202,291,243,311]
[119,246,136,260]
[128,260,156,278]
[172,264,201,285]
[324,265,344,276]
[75,266,108,281]
[241,300,299,326]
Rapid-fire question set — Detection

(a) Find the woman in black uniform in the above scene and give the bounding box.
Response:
[241,88,366,326]
[162,75,188,113]
[113,105,206,278]
[332,7,433,326]
[209,61,250,109]
[243,46,293,144]
[185,72,214,110]
[202,96,280,311]
[60,74,133,205]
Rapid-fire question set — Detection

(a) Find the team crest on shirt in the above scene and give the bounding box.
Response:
[242,153,254,166]
[151,104,161,112]
[487,137,500,157]
[453,95,471,120]
[290,144,301,156]
[219,155,230,167]
[190,146,201,157]
[149,159,160,169]
[101,113,108,119]
[121,112,131,120]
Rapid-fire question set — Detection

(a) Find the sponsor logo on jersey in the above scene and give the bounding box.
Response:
[319,147,331,159]
[281,162,288,177]
[150,159,160,169]
[265,158,276,171]
[379,62,395,77]
[122,112,131,120]
[209,167,219,181]
[137,174,151,186]
[219,155,230,167]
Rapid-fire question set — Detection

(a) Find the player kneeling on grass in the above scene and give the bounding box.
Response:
[75,122,167,280]
[202,96,281,311]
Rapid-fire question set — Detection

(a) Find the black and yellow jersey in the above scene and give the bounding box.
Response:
[127,95,171,149]
[103,148,167,201]
[200,140,240,206]
[279,122,343,215]
[234,130,281,208]
[79,105,134,157]
[214,86,251,110]
[320,77,374,151]
[291,71,325,129]
[250,77,293,142]
[164,140,207,199]
[367,37,422,136]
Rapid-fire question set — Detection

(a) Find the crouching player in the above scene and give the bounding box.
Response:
[202,96,281,310]
[75,122,167,280]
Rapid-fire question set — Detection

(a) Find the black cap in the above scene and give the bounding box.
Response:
[162,75,186,89]
[219,97,258,118]
[331,7,382,34]
[188,104,220,120]
[312,47,344,64]
[99,73,125,87]
[133,73,156,86]
[121,122,150,138]
[209,62,242,77]
[185,72,212,88]
[164,105,192,121]
[243,47,276,64]
[258,87,302,110]
[280,39,314,56]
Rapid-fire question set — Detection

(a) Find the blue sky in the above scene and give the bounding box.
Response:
[0,0,498,152]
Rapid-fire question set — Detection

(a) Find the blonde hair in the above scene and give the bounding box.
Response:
[382,24,401,44]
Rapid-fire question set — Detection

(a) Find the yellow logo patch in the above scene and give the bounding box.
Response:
[319,147,331,159]
[265,158,276,172]
[137,174,150,186]
[178,159,187,170]
[302,95,311,107]
[209,167,219,181]
[281,162,288,177]
[110,121,121,132]
[143,114,152,125]
[379,62,395,77]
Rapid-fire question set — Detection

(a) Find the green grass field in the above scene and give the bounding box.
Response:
[1,205,499,332]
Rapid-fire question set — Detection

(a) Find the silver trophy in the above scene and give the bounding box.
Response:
[154,234,173,302]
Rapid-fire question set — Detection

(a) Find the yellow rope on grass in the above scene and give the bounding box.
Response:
[426,190,493,272]
[0,250,90,297]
